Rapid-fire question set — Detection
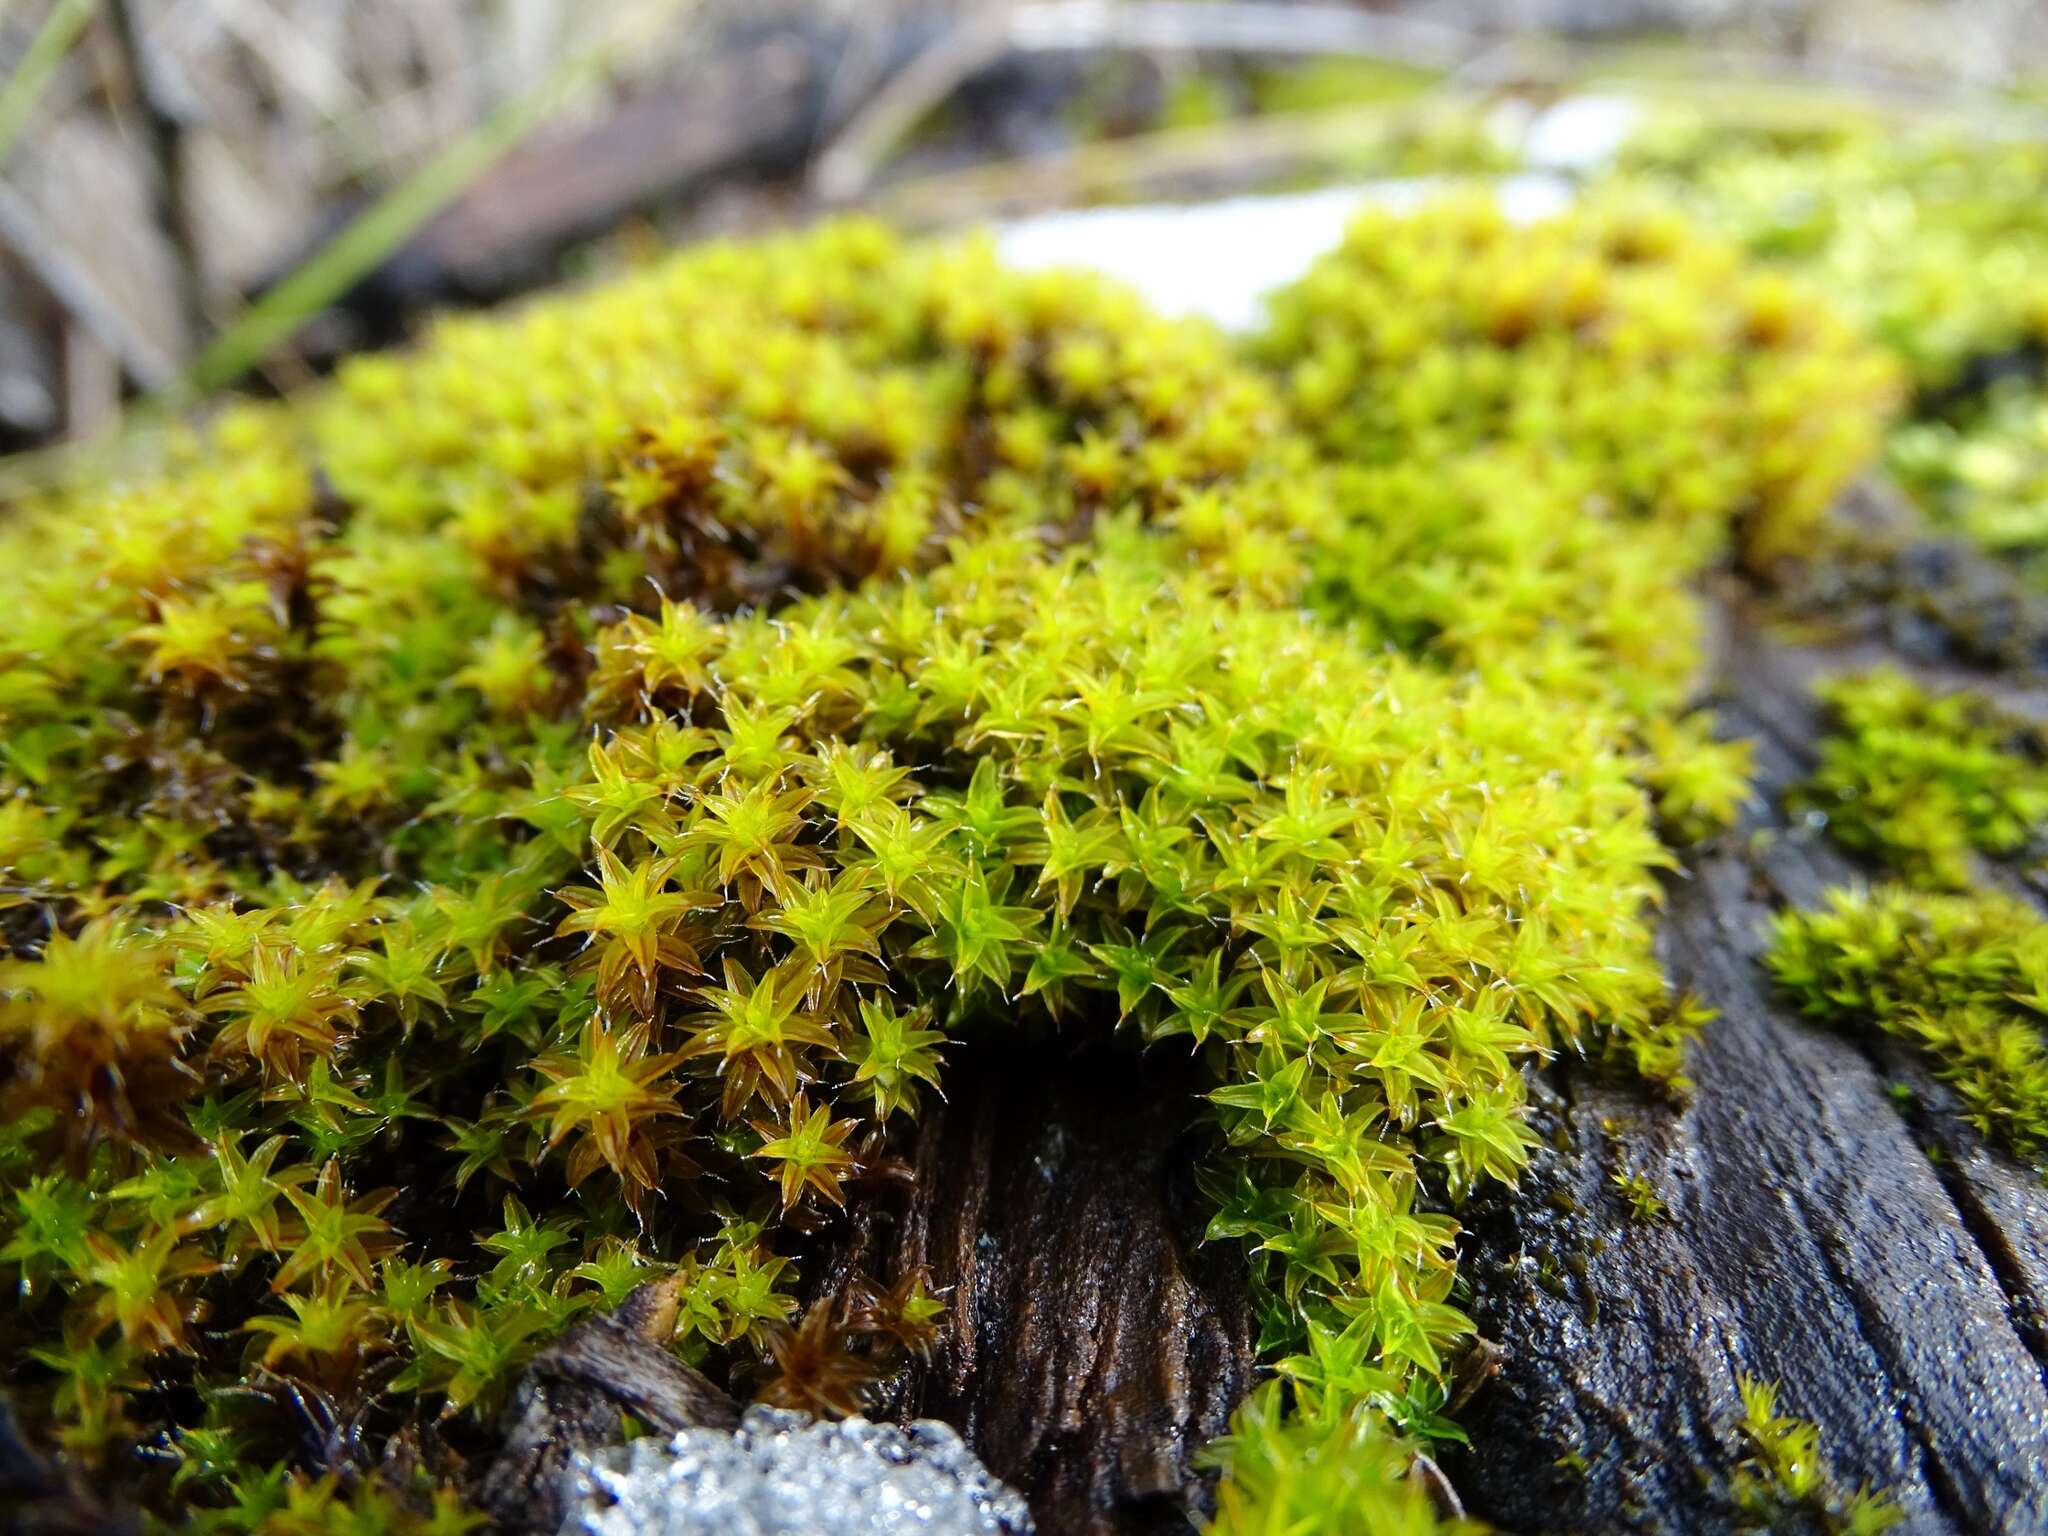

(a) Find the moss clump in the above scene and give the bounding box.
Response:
[1730,1373,1905,1535]
[1639,715,1756,844]
[1617,117,2048,393]
[0,197,1897,1532]
[1202,1380,1483,1536]
[0,219,1288,927]
[1768,886,2048,1156]
[1256,191,1900,571]
[1890,380,2048,592]
[1791,669,2048,889]
[1611,115,2048,596]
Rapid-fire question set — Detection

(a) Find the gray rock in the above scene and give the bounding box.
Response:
[559,1406,1034,1536]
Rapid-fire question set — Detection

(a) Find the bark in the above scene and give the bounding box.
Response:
[848,1045,1258,1536]
[1443,558,2048,1535]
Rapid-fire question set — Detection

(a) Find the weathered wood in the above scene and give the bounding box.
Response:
[1443,581,2048,1535]
[859,1044,1258,1536]
[480,1276,740,1534]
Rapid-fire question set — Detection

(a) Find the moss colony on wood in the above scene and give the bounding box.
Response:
[1614,110,2048,1200]
[1792,668,2048,891]
[0,193,1923,1535]
[1767,662,2048,1162]
[1770,885,2048,1159]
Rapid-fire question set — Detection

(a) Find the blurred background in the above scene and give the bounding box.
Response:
[2,0,2046,460]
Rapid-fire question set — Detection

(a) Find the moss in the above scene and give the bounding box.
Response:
[1257,190,1901,573]
[1768,885,2048,1157]
[1202,1381,1482,1536]
[1616,116,2048,394]
[0,198,1896,1531]
[1730,1373,1905,1535]
[1610,1169,1669,1224]
[1610,115,2048,597]
[1791,669,2048,890]
[1890,379,2048,592]
[1640,716,1756,845]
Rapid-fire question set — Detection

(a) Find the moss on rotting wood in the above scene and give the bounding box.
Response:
[0,200,1900,1532]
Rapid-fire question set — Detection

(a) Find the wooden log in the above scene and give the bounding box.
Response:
[1442,573,2048,1534]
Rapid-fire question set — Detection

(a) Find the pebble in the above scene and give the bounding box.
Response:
[560,1406,1034,1536]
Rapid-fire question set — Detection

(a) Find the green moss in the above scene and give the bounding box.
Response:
[1792,669,2048,889]
[1640,715,1756,844]
[1202,1381,1482,1536]
[176,1472,485,1536]
[0,198,1895,1530]
[1610,114,2048,594]
[1617,117,2048,393]
[1731,1373,1905,1535]
[1890,380,2048,592]
[1610,1169,1668,1224]
[1768,886,2048,1156]
[1258,190,1900,574]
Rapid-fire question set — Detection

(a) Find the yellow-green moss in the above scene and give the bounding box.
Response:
[1792,669,2047,890]
[1768,886,2048,1156]
[1257,190,1900,573]
[1731,1373,1905,1535]
[0,198,1897,1532]
[1616,116,2048,392]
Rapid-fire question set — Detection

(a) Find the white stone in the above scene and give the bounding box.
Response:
[560,1406,1034,1536]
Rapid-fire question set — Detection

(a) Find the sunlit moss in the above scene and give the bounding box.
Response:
[1257,190,1900,571]
[0,198,1896,1531]
[1202,1381,1482,1536]
[1617,115,2048,392]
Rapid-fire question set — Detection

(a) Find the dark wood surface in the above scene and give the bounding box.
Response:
[1444,598,2048,1535]
[859,1046,1257,1536]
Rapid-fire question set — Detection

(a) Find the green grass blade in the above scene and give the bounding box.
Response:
[186,5,686,394]
[0,0,96,170]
